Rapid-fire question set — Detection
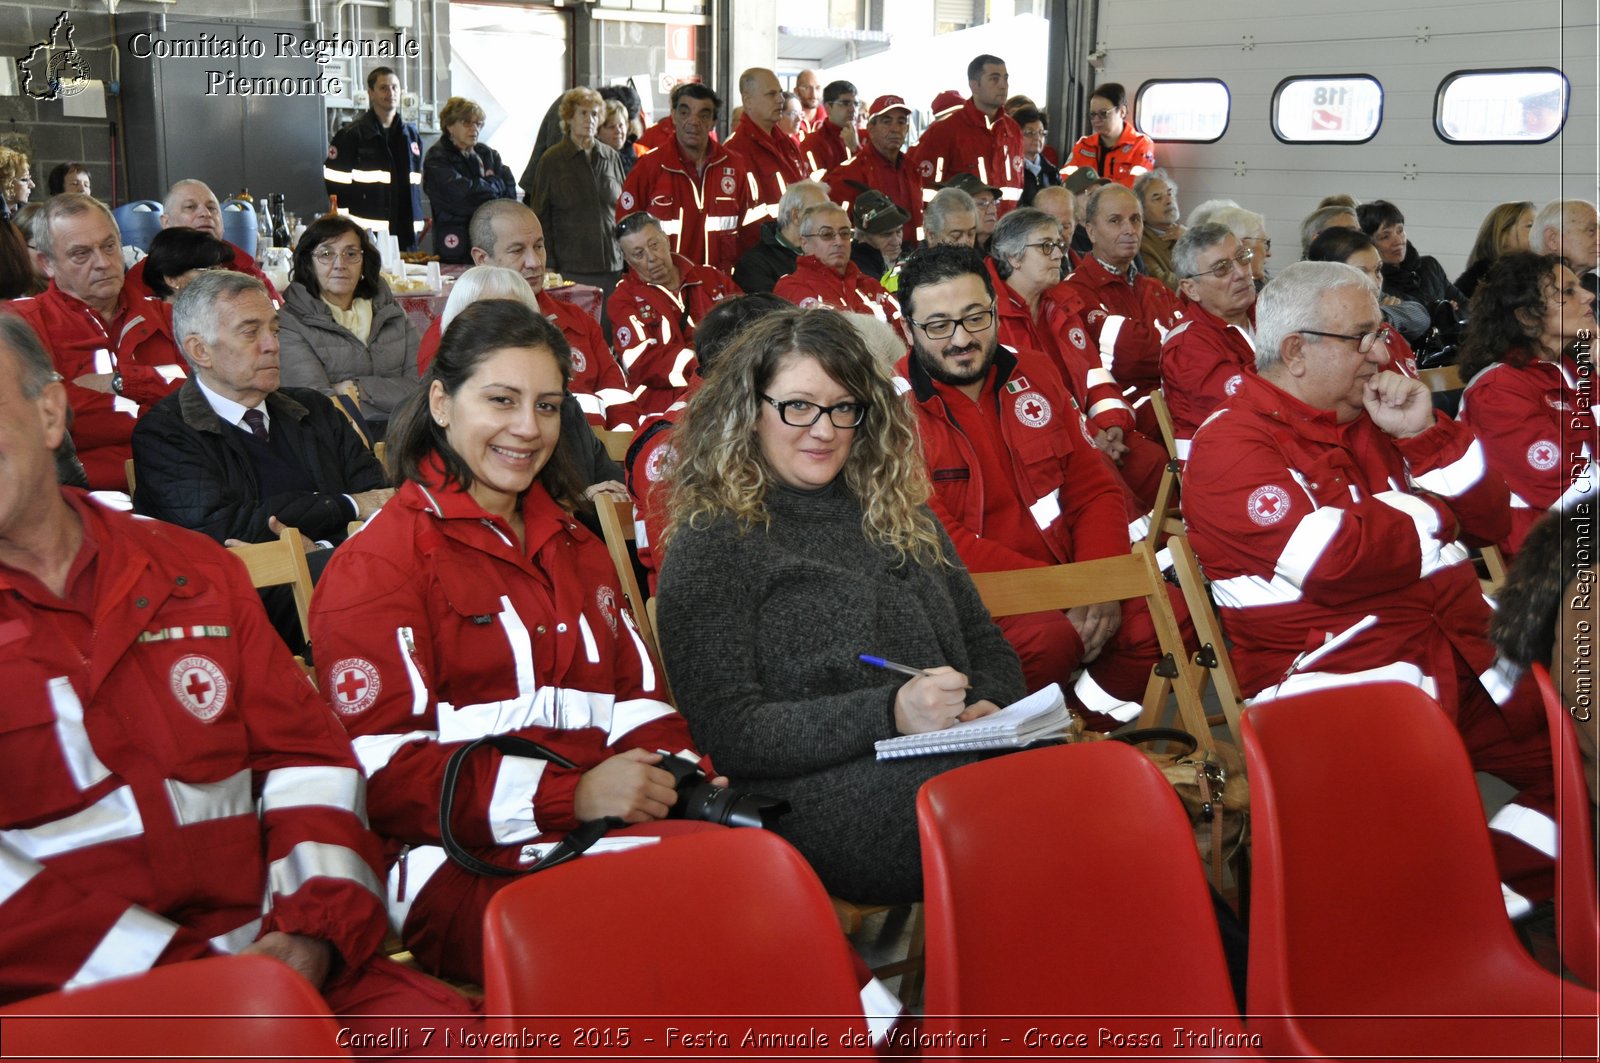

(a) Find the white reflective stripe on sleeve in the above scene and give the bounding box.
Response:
[387,844,449,934]
[860,976,901,1046]
[269,841,383,901]
[48,677,112,790]
[706,215,741,231]
[597,387,634,407]
[620,610,658,694]
[349,168,391,185]
[396,626,428,715]
[3,785,143,861]
[439,686,619,745]
[1488,802,1557,859]
[1292,614,1380,676]
[920,187,937,204]
[656,219,683,236]
[1175,437,1192,460]
[155,364,187,382]
[1028,488,1061,529]
[1502,883,1534,920]
[1097,316,1126,372]
[93,348,114,374]
[999,185,1022,202]
[1274,505,1344,586]
[323,167,355,184]
[1409,439,1486,497]
[487,755,549,844]
[65,907,180,990]
[0,843,43,906]
[668,349,696,387]
[1086,398,1131,422]
[1373,490,1444,575]
[261,766,366,823]
[1085,368,1119,389]
[209,916,262,955]
[409,171,423,186]
[975,158,988,183]
[351,730,438,777]
[1478,656,1523,707]
[574,392,605,415]
[577,614,601,665]
[1210,572,1304,609]
[1251,659,1437,706]
[165,769,253,826]
[607,698,676,744]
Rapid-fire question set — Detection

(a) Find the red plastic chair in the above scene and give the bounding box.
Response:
[1243,682,1599,1059]
[482,828,875,1055]
[1531,661,1600,988]
[917,741,1258,1053]
[0,955,348,1061]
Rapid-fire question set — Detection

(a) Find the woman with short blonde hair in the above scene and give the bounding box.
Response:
[422,96,516,262]
[530,86,626,294]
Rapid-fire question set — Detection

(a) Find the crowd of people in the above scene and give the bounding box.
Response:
[0,48,1596,1053]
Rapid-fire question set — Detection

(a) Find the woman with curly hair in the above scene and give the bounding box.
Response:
[655,307,1025,903]
[1457,251,1597,557]
[1456,200,1535,299]
[0,147,35,220]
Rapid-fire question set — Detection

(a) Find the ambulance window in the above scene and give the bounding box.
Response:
[1135,80,1230,143]
[1436,69,1568,143]
[1271,76,1383,143]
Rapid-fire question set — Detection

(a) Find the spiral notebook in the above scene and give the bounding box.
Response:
[874,682,1068,760]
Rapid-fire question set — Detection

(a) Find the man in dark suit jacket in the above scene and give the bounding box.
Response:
[132,270,390,549]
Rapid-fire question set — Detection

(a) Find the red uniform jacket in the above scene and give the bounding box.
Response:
[823,146,923,245]
[1182,371,1510,705]
[902,344,1128,574]
[1067,125,1157,188]
[723,113,807,220]
[617,139,759,273]
[309,475,696,899]
[773,255,904,332]
[1458,352,1597,556]
[800,120,856,176]
[7,284,186,490]
[1048,255,1183,402]
[1160,298,1257,460]
[417,289,638,429]
[909,99,1025,212]
[606,257,741,418]
[0,492,387,1003]
[122,242,281,305]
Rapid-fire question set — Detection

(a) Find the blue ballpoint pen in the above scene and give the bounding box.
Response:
[858,654,930,679]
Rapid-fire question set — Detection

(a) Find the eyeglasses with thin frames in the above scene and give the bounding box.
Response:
[760,395,868,429]
[1298,326,1391,354]
[313,247,366,265]
[801,228,852,243]
[1088,108,1116,121]
[908,306,997,340]
[1184,247,1255,280]
[1026,239,1068,258]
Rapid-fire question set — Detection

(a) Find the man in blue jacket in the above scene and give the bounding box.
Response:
[324,67,424,249]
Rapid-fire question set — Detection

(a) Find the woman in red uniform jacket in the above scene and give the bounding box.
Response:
[1066,83,1155,189]
[310,299,715,983]
[1457,252,1599,558]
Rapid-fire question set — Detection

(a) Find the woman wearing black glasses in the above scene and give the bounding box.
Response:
[1066,82,1156,189]
[656,308,1024,903]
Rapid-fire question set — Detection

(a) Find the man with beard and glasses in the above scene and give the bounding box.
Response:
[897,244,1192,727]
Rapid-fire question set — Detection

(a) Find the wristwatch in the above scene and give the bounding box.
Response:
[111,370,124,396]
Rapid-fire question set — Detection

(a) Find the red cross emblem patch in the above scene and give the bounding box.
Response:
[571,346,588,374]
[1247,485,1291,527]
[1013,390,1052,428]
[1527,440,1560,471]
[328,658,381,717]
[645,441,677,483]
[170,655,229,722]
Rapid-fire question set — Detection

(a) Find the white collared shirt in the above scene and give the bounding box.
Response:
[195,375,270,434]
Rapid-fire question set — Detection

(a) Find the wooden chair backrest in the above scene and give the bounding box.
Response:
[594,427,634,463]
[594,495,670,701]
[228,525,315,647]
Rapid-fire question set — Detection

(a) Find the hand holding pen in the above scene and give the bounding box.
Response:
[860,655,998,734]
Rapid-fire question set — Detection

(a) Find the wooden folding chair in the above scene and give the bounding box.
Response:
[1420,363,1464,393]
[592,426,634,463]
[1480,542,1509,593]
[969,549,1214,748]
[1161,532,1248,747]
[228,524,315,654]
[594,495,669,701]
[1144,389,1185,541]
[124,457,137,495]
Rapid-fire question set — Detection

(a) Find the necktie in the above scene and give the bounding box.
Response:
[241,408,268,442]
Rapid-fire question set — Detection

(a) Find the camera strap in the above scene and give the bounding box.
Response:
[438,733,622,878]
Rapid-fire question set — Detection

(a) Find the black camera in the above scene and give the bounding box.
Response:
[657,752,789,829]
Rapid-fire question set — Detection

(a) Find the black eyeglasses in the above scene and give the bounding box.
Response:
[908,306,996,340]
[760,395,868,428]
[1298,326,1391,353]
[1025,239,1069,258]
[1184,247,1254,280]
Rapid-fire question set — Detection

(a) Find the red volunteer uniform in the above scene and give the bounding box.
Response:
[993,262,1165,511]
[1458,352,1598,557]
[723,112,807,223]
[617,138,759,274]
[910,99,1024,212]
[416,290,639,428]
[7,284,185,491]
[310,473,711,983]
[800,120,855,177]
[122,242,282,305]
[606,256,741,418]
[773,254,904,332]
[1159,298,1257,461]
[823,146,923,245]
[1067,124,1156,188]
[902,345,1187,718]
[0,492,477,1042]
[1182,370,1555,910]
[1048,254,1183,410]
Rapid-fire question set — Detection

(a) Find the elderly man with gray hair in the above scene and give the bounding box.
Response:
[1159,221,1258,458]
[1134,168,1184,289]
[923,185,979,248]
[1532,198,1599,317]
[1183,258,1555,918]
[131,269,389,562]
[733,177,830,293]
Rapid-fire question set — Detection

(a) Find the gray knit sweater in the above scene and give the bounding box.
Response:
[656,479,1025,903]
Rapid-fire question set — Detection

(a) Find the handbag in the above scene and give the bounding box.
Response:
[1113,727,1249,891]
